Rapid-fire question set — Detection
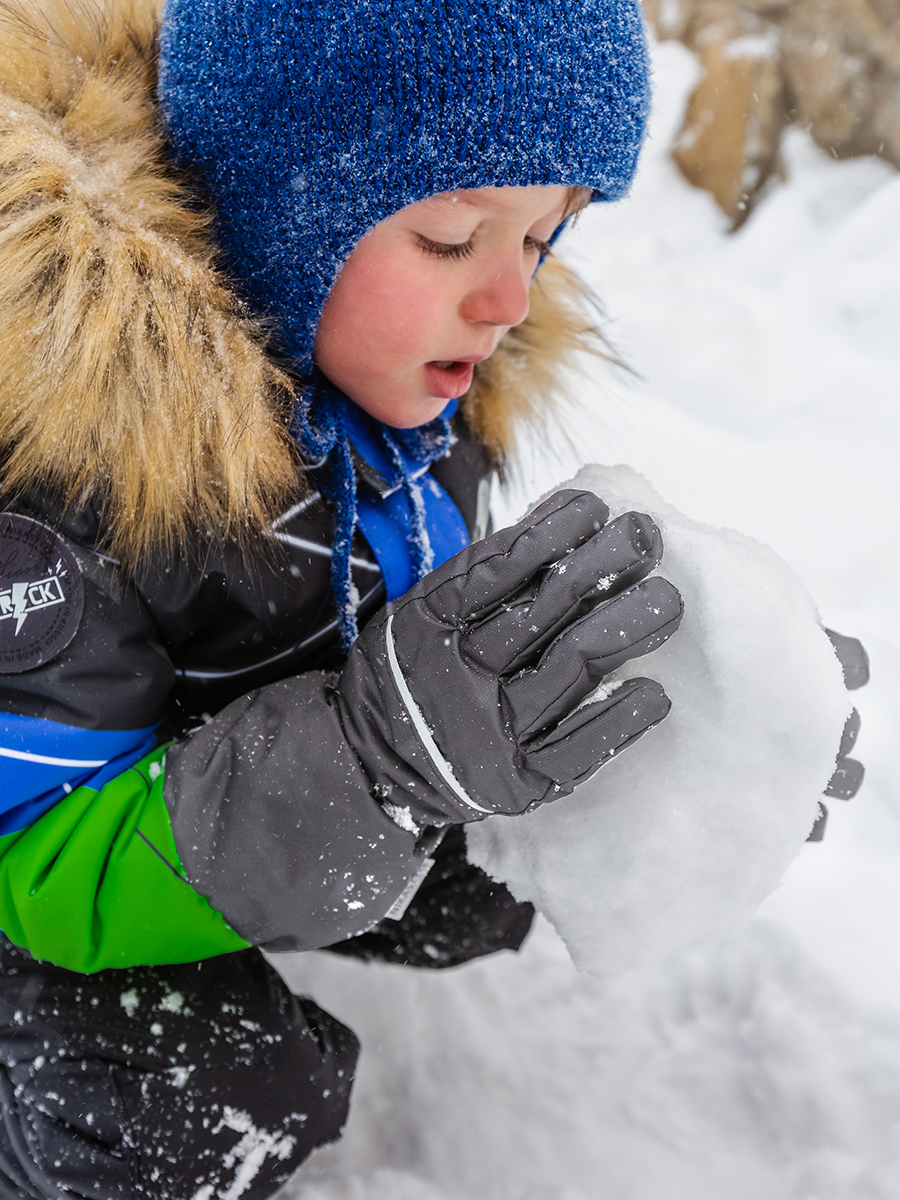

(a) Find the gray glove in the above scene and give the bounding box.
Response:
[338,489,684,826]
[165,489,682,949]
[807,629,869,841]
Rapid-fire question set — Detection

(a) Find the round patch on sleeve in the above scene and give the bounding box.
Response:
[0,515,85,674]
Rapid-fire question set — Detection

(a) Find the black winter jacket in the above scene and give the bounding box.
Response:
[0,421,494,972]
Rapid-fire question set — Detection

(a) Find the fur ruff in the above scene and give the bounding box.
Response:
[0,0,607,567]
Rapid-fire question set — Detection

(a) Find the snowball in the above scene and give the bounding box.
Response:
[467,465,851,977]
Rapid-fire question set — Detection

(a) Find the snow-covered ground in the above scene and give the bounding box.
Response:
[274,42,900,1200]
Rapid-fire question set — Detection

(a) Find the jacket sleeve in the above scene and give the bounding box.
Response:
[0,745,250,972]
[0,512,253,970]
[163,675,432,953]
[0,513,427,971]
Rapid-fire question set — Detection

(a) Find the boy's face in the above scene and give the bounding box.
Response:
[313,185,571,428]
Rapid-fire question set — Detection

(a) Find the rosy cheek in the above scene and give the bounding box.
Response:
[318,234,447,390]
[370,261,434,325]
[384,290,438,354]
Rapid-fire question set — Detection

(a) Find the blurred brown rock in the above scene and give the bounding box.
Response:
[644,0,900,225]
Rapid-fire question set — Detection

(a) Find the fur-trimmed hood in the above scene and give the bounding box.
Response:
[0,0,602,567]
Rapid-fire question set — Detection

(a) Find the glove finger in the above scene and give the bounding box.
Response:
[825,756,865,800]
[424,490,610,623]
[825,629,870,690]
[504,575,683,738]
[807,802,828,842]
[839,708,861,758]
[524,677,671,784]
[465,511,663,674]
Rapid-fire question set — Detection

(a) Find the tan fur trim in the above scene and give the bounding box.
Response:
[0,0,299,564]
[0,0,606,566]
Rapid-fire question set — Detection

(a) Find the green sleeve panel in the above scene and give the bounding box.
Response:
[0,747,250,973]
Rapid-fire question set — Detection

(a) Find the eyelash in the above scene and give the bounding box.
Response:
[415,235,552,261]
[416,236,475,261]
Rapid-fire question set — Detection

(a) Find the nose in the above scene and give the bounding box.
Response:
[460,256,531,329]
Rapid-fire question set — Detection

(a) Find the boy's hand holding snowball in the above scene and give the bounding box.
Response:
[466,464,869,977]
[339,488,683,828]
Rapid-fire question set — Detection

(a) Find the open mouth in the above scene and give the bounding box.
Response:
[424,359,477,399]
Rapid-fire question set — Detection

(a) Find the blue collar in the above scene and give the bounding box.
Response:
[292,380,469,652]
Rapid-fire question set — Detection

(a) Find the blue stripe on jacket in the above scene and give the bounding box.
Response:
[0,712,159,837]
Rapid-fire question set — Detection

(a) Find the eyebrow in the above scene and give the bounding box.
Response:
[420,191,565,217]
[418,192,499,211]
[448,193,495,209]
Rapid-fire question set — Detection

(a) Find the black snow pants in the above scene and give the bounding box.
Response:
[0,941,357,1200]
[0,828,533,1200]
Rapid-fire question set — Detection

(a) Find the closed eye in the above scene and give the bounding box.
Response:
[416,234,553,261]
[416,235,476,261]
[525,236,552,257]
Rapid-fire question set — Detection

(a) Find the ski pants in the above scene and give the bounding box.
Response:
[0,940,357,1200]
[0,828,533,1199]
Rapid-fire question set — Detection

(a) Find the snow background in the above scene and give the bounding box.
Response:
[274,41,900,1200]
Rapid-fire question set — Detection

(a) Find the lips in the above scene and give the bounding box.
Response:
[424,357,483,400]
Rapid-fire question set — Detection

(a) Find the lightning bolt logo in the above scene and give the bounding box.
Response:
[0,515,85,674]
[11,582,28,636]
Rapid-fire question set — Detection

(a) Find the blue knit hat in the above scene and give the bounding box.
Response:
[158,0,650,373]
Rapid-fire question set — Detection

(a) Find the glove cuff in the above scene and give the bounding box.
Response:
[338,612,496,827]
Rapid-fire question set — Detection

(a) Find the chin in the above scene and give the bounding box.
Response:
[347,382,448,429]
[404,403,451,428]
[377,399,448,430]
[386,414,438,430]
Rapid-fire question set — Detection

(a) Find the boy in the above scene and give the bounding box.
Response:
[0,0,687,1194]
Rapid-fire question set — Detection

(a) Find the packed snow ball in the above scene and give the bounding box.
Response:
[467,465,851,977]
